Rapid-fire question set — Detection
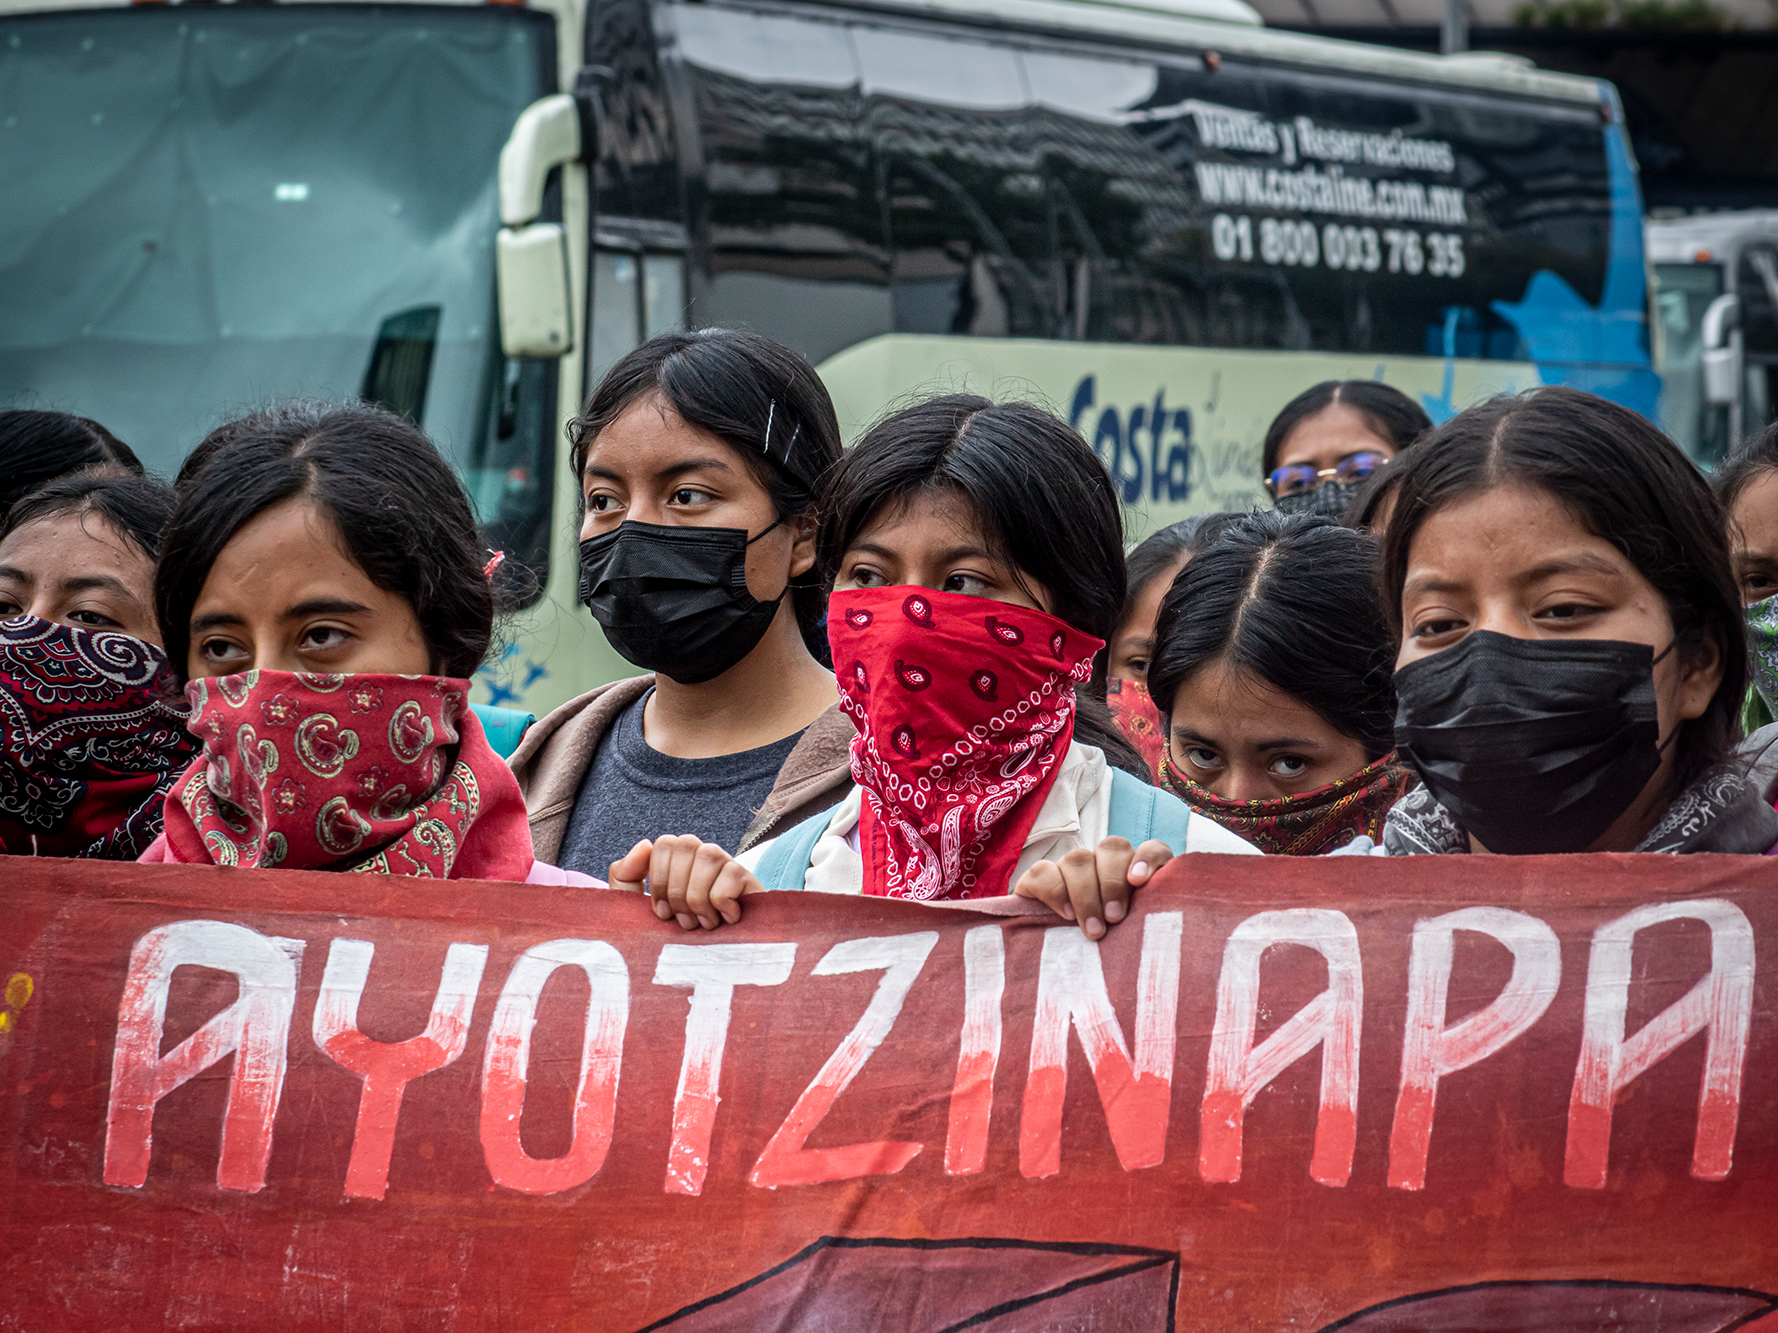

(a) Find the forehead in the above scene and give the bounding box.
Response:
[583,394,752,477]
[1407,483,1629,573]
[1169,658,1343,742]
[1277,402,1391,463]
[852,488,986,551]
[197,499,371,599]
[0,509,144,577]
[1730,469,1778,549]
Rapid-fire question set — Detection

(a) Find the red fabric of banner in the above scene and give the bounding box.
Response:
[0,852,1775,1331]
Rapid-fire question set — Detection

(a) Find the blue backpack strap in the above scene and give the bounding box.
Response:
[1107,767,1196,852]
[752,808,833,892]
[470,703,536,760]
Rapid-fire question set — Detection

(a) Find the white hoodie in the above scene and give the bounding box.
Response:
[738,740,1259,895]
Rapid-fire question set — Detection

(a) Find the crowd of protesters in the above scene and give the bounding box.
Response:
[7,327,1778,929]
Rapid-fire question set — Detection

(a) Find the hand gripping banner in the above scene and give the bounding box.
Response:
[1,852,1775,1331]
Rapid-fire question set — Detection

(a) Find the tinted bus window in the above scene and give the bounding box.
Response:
[859,26,1054,339]
[589,0,680,226]
[660,1,1622,365]
[669,4,889,363]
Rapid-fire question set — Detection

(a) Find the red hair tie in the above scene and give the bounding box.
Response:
[482,550,506,580]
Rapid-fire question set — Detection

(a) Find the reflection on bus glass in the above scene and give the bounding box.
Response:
[0,4,559,598]
[609,1,1632,368]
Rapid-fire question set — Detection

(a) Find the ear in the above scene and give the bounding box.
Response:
[1676,628,1725,722]
[787,510,818,581]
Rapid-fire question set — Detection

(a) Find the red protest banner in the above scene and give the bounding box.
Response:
[1,852,1774,1331]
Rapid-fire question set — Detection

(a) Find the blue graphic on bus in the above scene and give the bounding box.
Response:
[1489,97,1661,422]
[1069,377,1194,506]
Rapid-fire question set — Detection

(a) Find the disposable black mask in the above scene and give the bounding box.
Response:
[1274,478,1363,520]
[1392,630,1669,855]
[578,519,787,685]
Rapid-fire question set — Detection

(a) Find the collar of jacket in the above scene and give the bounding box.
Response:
[506,674,855,863]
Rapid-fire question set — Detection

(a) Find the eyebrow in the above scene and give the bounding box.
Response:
[584,457,737,484]
[188,611,245,634]
[1173,727,1319,751]
[1519,554,1624,582]
[59,574,138,601]
[847,541,996,563]
[0,565,29,585]
[190,599,371,634]
[1403,553,1626,598]
[286,599,372,619]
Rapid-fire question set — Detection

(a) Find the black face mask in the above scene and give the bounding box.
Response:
[1393,630,1669,855]
[1273,478,1363,520]
[578,519,787,685]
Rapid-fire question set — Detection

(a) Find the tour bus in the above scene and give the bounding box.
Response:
[0,0,1655,715]
[1646,209,1778,468]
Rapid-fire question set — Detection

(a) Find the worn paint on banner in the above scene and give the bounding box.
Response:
[0,853,1774,1330]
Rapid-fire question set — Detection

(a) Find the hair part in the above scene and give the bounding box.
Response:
[1713,420,1778,516]
[818,394,1151,779]
[0,410,142,513]
[1148,511,1396,758]
[1380,385,1744,798]
[569,328,844,658]
[1261,380,1433,481]
[155,400,493,682]
[1121,512,1240,626]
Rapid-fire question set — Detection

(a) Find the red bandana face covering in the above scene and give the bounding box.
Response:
[161,670,533,879]
[1158,748,1410,856]
[828,586,1103,901]
[0,615,197,860]
[1106,677,1166,782]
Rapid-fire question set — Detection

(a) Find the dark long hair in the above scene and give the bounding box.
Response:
[818,394,1150,780]
[3,471,174,561]
[1713,420,1778,512]
[1121,513,1239,627]
[1381,386,1743,797]
[569,328,843,658]
[0,410,142,512]
[1148,512,1396,758]
[155,401,492,683]
[1261,380,1432,480]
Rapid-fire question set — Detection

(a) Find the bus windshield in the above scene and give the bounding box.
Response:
[0,3,558,579]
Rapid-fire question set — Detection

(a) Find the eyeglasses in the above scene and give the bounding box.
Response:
[1266,451,1390,498]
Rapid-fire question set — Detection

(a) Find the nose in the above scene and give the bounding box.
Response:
[1221,764,1272,803]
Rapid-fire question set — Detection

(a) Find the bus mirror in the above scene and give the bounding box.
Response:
[1702,293,1741,406]
[497,223,574,358]
[499,94,580,227]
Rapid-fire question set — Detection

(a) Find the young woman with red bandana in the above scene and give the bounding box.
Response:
[137,402,640,882]
[0,471,197,859]
[614,397,1258,936]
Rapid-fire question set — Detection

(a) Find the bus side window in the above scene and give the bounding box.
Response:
[591,249,642,386]
[1741,246,1778,357]
[1740,245,1778,434]
[670,4,890,363]
[859,27,1055,340]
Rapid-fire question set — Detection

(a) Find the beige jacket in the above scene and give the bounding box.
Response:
[507,673,856,863]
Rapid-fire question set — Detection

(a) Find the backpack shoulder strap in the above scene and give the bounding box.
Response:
[1107,767,1196,852]
[469,703,536,760]
[752,808,833,892]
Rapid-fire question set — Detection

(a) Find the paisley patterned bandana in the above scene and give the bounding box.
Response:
[1159,748,1410,856]
[0,615,197,860]
[160,670,533,879]
[828,586,1102,901]
[1746,594,1778,719]
[1106,677,1166,782]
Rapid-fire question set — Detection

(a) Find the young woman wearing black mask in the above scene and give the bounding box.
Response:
[508,329,850,882]
[1382,386,1771,856]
